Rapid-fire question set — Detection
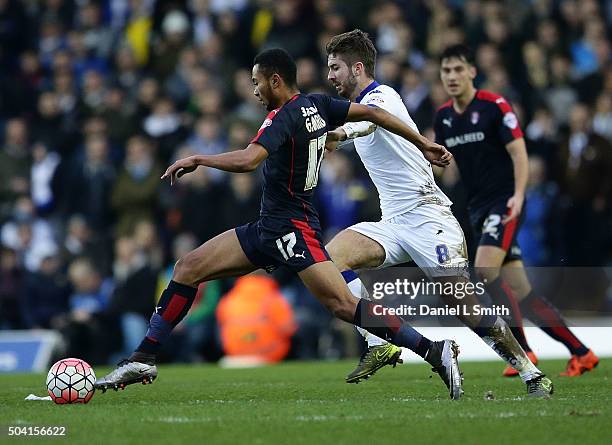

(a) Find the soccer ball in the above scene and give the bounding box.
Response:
[46,358,96,404]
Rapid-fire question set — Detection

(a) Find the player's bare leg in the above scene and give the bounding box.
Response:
[500,260,597,376]
[298,261,463,399]
[95,229,257,392]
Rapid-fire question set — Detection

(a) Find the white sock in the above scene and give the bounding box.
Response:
[347,275,391,348]
[479,317,542,383]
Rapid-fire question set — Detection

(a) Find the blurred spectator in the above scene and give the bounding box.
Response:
[61,257,116,364]
[593,92,612,141]
[1,196,56,272]
[111,45,142,101]
[62,214,111,276]
[31,92,73,155]
[24,247,70,329]
[220,174,262,229]
[111,136,162,236]
[107,236,158,363]
[54,135,116,232]
[545,53,578,125]
[0,119,31,221]
[142,96,186,161]
[317,151,368,239]
[78,69,108,118]
[400,66,434,131]
[133,219,164,270]
[151,9,191,81]
[30,142,61,214]
[165,146,227,243]
[165,46,199,107]
[217,274,296,364]
[0,247,27,329]
[76,1,115,60]
[263,0,318,59]
[557,103,612,265]
[99,87,139,147]
[517,156,559,266]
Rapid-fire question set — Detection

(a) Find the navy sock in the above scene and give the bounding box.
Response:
[341,269,359,284]
[520,291,589,356]
[134,280,198,357]
[353,299,432,359]
[485,277,532,352]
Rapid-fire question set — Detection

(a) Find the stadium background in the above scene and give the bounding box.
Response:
[0,0,611,368]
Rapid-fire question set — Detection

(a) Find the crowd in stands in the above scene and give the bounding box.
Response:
[0,0,610,364]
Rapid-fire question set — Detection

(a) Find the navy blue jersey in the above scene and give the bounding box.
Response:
[251,93,350,221]
[433,90,523,210]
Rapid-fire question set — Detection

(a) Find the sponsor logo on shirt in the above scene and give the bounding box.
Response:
[445,131,485,147]
[471,112,479,125]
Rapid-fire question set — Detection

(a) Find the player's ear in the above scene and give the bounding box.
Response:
[271,73,282,89]
[468,65,477,80]
[351,62,362,77]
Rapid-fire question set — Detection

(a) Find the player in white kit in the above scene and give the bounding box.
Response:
[324,30,553,397]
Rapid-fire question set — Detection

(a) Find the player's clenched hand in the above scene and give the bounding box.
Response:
[325,138,340,151]
[419,139,453,167]
[503,193,524,224]
[161,156,199,186]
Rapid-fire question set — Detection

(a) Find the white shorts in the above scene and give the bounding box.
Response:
[348,204,469,278]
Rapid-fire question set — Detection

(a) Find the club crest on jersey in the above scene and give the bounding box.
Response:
[503,112,518,130]
[471,112,479,125]
[260,118,273,130]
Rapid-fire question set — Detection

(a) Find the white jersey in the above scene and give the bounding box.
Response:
[343,83,451,219]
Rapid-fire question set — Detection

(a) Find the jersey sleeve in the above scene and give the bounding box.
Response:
[251,108,292,154]
[494,97,523,145]
[341,89,395,139]
[308,94,350,127]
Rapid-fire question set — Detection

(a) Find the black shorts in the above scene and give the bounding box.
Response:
[235,216,331,273]
[470,198,523,263]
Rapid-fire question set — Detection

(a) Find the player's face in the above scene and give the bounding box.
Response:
[252,64,276,111]
[440,57,476,98]
[327,54,358,99]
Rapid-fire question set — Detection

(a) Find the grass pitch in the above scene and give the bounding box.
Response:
[1,359,611,444]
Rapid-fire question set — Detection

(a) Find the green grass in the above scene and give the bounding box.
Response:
[1,359,611,445]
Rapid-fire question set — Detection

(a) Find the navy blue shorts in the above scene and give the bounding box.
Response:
[470,198,523,262]
[235,217,331,273]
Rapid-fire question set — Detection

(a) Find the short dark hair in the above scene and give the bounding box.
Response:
[440,44,476,66]
[253,48,297,87]
[325,29,377,78]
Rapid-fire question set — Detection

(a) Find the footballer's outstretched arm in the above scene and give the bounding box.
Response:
[344,103,452,166]
[161,144,268,185]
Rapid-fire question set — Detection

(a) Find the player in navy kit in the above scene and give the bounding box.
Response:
[434,44,598,377]
[95,48,468,399]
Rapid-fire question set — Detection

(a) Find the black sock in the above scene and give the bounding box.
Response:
[520,291,588,356]
[485,277,532,352]
[134,280,198,360]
